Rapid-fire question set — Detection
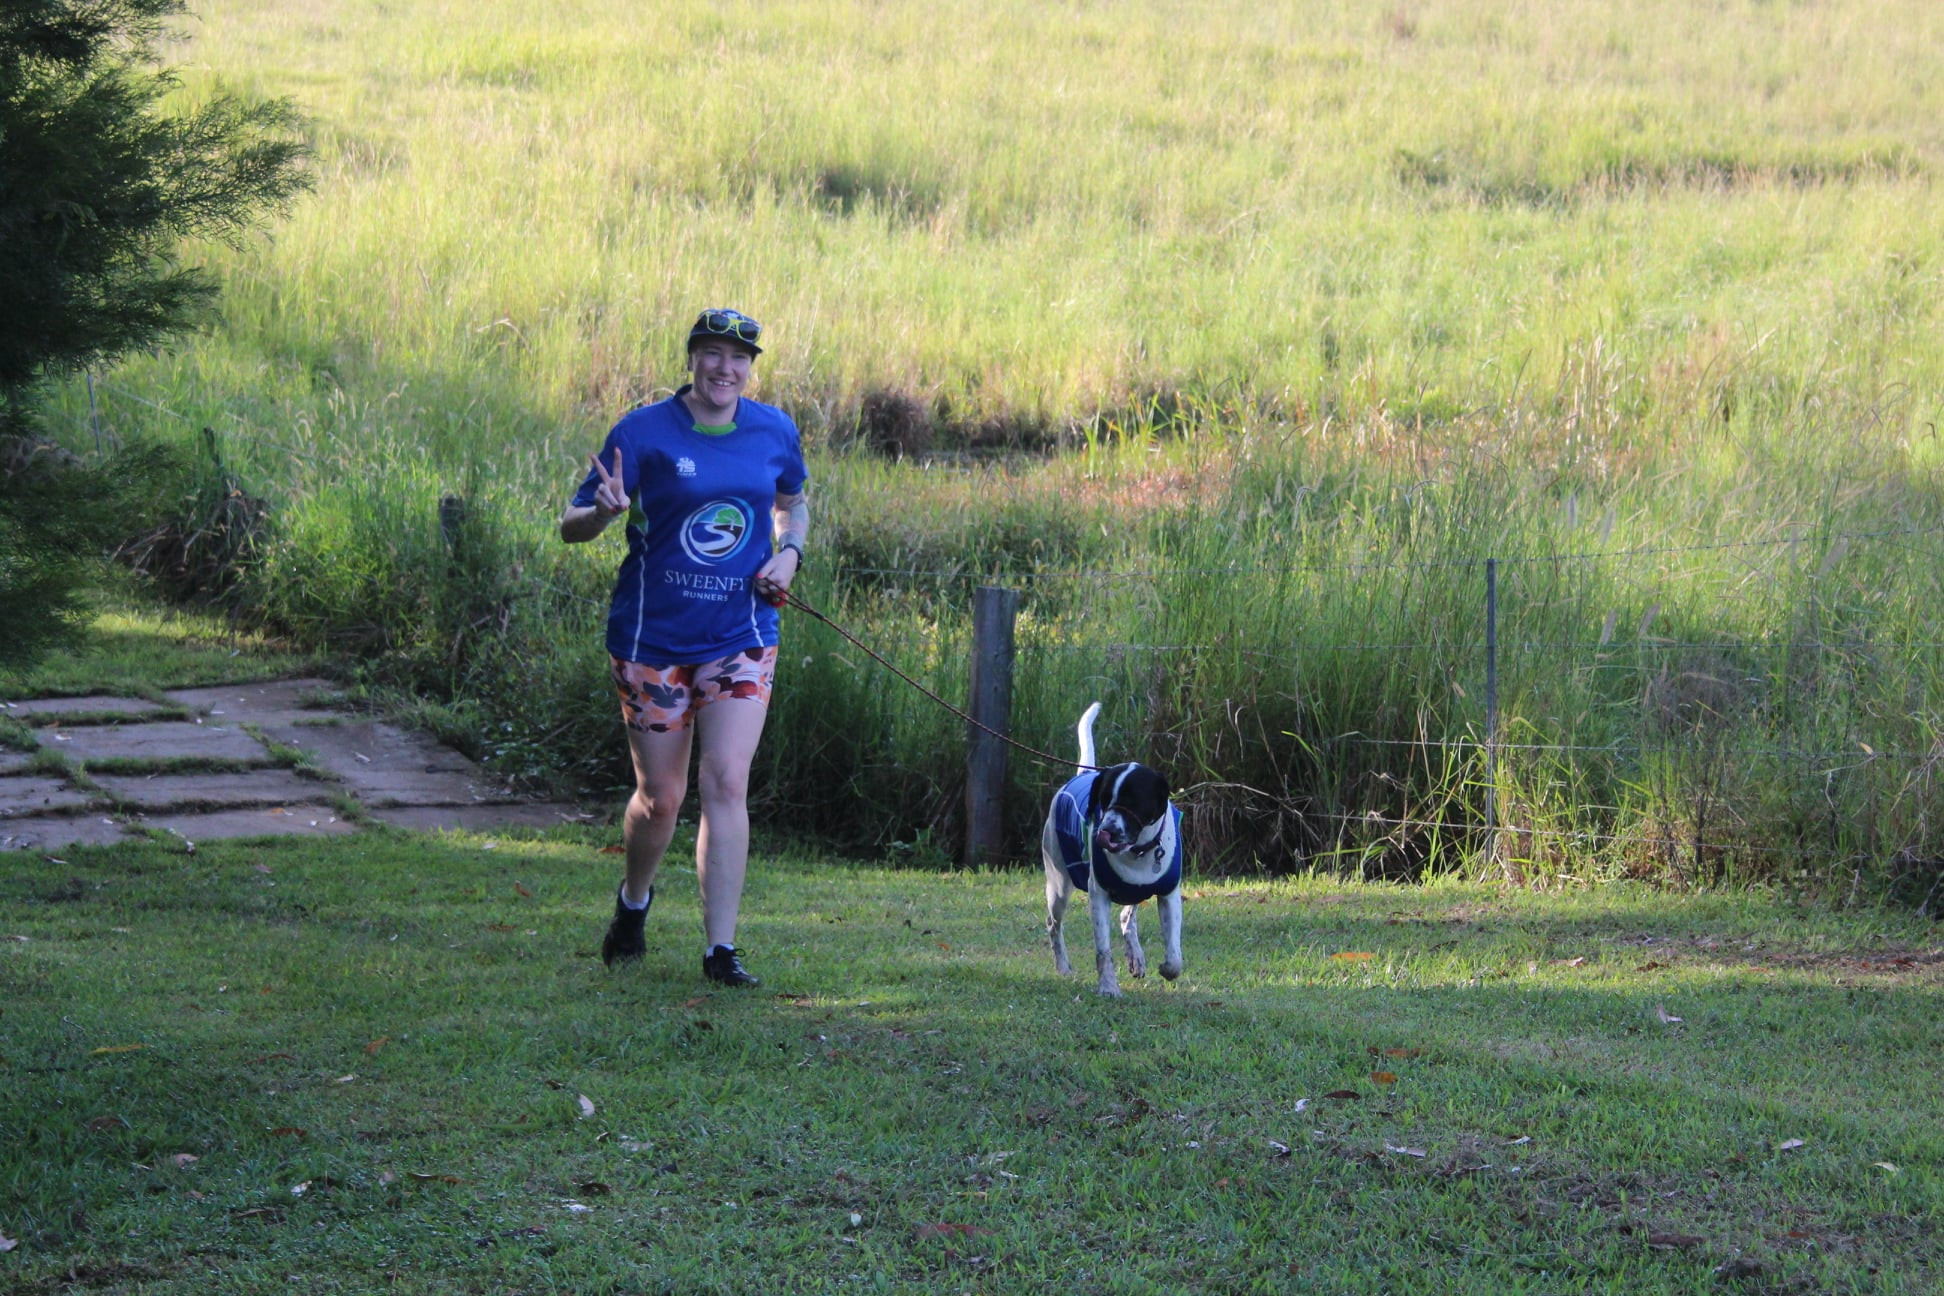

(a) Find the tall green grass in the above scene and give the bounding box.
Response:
[33,0,1944,896]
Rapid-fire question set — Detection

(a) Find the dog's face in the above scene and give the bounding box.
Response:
[1088,762,1172,855]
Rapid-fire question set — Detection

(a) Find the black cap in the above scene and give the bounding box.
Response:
[687,308,762,355]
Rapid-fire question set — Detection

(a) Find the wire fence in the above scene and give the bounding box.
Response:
[810,525,1944,884]
[67,376,1944,889]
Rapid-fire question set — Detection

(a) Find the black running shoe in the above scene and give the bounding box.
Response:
[702,945,759,987]
[600,885,651,967]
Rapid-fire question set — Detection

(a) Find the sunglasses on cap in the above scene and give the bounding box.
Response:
[688,308,763,353]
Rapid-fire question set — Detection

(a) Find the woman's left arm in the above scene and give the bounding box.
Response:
[753,489,808,601]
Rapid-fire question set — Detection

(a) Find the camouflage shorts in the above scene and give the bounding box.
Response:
[610,646,777,734]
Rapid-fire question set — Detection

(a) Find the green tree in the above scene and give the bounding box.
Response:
[0,0,309,669]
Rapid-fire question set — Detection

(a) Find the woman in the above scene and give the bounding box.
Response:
[562,308,807,986]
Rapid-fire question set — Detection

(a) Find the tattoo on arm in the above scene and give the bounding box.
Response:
[774,491,808,550]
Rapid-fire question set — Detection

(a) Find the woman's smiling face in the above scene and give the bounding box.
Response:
[687,340,753,418]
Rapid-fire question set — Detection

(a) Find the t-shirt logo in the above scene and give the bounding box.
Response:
[676,457,696,477]
[678,499,752,564]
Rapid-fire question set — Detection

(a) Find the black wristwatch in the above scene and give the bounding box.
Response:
[778,542,804,565]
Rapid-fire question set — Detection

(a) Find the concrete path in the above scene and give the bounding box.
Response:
[0,678,591,851]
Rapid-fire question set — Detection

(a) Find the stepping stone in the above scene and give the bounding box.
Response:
[93,769,332,811]
[259,719,518,807]
[369,803,592,833]
[0,815,129,851]
[166,678,342,726]
[3,695,170,719]
[137,805,357,843]
[37,721,272,765]
[0,776,96,817]
[0,751,34,776]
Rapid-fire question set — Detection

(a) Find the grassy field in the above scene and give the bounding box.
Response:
[68,0,1944,441]
[2,830,1939,1293]
[28,1,1944,890]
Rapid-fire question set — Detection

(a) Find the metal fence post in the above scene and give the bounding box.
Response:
[1484,557,1499,849]
[965,585,1019,868]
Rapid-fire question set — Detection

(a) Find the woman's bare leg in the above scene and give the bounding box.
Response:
[692,697,768,948]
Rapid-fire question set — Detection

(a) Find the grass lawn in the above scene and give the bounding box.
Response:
[0,592,320,704]
[2,828,1937,1294]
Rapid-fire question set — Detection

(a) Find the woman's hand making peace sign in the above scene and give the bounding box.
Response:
[589,448,630,519]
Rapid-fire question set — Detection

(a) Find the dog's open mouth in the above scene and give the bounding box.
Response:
[1095,826,1131,854]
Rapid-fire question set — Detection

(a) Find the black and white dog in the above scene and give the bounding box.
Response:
[1041,702,1183,997]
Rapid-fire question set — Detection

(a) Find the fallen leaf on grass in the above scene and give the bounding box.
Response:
[1646,1232,1705,1250]
[1323,1089,1362,1101]
[561,1201,593,1213]
[1268,1140,1291,1157]
[1505,1135,1531,1146]
[514,883,532,898]
[1559,957,1586,967]
[1380,1047,1422,1059]
[171,1154,198,1169]
[599,844,624,854]
[1292,1098,1311,1113]
[1874,1162,1900,1174]
[577,1094,596,1120]
[290,1181,311,1196]
[3,935,26,942]
[0,1233,15,1252]
[1654,1005,1683,1024]
[1777,1138,1805,1151]
[378,1170,398,1186]
[363,1037,389,1056]
[1330,951,1376,962]
[1636,960,1668,972]
[89,1044,146,1056]
[333,1074,356,1084]
[231,1207,282,1221]
[914,1223,994,1241]
[1384,1144,1427,1158]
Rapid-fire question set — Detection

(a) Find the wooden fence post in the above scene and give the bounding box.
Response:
[964,585,1019,869]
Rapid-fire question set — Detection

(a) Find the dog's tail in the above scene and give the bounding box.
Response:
[1077,701,1102,770]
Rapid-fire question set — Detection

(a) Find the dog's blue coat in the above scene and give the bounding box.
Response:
[1049,770,1183,906]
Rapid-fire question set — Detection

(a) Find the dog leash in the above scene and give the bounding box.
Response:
[774,587,1101,773]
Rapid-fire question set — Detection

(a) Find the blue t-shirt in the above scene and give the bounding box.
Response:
[572,390,808,664]
[1049,770,1184,907]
